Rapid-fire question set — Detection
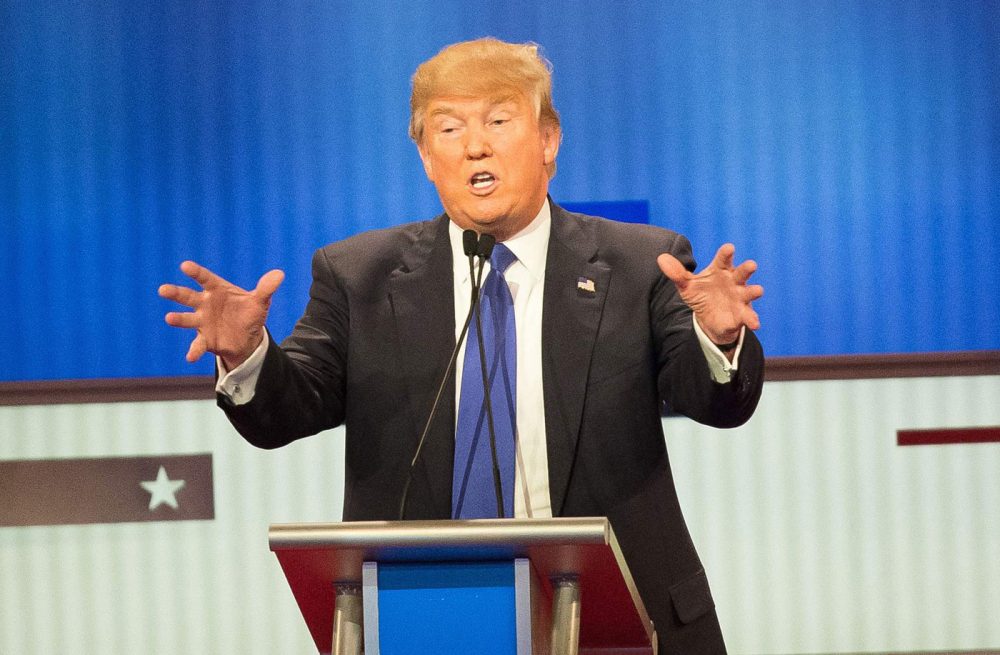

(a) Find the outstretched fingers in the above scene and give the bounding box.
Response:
[658,242,764,338]
[161,261,280,366]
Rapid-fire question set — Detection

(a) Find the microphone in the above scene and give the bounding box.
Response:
[463,229,479,261]
[398,229,490,520]
[476,234,496,258]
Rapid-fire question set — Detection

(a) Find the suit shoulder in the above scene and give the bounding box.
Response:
[558,207,692,262]
[318,219,431,258]
[312,217,441,278]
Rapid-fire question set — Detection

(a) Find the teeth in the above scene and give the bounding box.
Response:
[471,173,494,188]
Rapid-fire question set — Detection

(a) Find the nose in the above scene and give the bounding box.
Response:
[464,125,492,160]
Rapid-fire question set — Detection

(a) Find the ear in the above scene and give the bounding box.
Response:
[417,142,436,182]
[541,125,561,167]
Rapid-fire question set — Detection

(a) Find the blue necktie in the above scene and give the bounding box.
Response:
[452,243,517,519]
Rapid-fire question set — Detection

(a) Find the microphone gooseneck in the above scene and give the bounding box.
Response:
[469,231,505,518]
[398,229,490,520]
[469,234,505,519]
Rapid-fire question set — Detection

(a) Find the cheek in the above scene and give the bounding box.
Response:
[439,165,465,187]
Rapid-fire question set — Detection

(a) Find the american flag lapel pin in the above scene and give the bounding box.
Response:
[577,276,596,295]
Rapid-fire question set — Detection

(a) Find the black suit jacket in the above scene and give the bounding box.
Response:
[221,203,764,653]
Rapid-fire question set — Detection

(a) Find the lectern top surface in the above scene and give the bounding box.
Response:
[269,517,612,550]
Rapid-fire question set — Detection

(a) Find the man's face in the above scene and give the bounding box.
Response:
[417,93,559,241]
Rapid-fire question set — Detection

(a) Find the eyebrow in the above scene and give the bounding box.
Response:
[427,95,522,120]
[428,106,462,120]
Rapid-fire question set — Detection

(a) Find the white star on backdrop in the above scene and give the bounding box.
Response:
[140,466,186,510]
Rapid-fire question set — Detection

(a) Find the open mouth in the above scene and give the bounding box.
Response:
[469,172,496,190]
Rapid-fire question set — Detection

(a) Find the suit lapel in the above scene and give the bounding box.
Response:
[542,204,611,516]
[388,215,455,519]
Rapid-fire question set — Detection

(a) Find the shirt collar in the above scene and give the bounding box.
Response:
[448,199,551,285]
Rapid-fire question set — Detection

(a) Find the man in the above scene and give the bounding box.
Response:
[160,38,764,652]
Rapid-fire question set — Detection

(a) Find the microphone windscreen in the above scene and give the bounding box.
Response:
[463,230,479,257]
[478,234,496,259]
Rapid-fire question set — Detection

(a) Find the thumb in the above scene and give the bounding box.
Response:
[254,269,285,299]
[657,253,691,290]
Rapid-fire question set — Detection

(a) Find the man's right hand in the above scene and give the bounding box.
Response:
[158,261,285,370]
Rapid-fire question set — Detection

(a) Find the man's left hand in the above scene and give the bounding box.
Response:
[657,243,763,346]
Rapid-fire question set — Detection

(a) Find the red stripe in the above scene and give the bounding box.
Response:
[897,427,1000,446]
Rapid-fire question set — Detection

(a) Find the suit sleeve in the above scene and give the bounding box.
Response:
[218,247,349,448]
[651,233,764,428]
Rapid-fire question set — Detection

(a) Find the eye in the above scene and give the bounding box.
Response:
[436,123,463,137]
[431,116,464,136]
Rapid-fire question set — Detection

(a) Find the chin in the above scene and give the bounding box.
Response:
[467,214,505,232]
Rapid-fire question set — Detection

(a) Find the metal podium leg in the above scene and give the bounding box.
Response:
[550,577,580,655]
[332,583,363,655]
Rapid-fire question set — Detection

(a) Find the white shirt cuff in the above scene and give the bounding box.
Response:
[692,318,744,384]
[215,337,269,405]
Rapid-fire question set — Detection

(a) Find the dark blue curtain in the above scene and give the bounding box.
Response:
[2,0,997,381]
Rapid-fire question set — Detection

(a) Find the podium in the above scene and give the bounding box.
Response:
[269,517,656,655]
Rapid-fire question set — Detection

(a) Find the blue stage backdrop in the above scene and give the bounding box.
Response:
[2,1,997,381]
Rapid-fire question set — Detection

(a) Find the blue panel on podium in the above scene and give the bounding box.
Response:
[377,561,516,655]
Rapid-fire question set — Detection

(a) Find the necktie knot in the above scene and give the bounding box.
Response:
[490,243,517,275]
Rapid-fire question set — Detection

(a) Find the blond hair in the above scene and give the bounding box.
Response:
[409,38,561,175]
